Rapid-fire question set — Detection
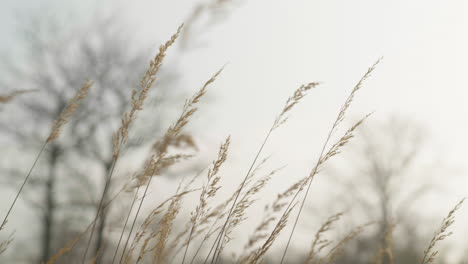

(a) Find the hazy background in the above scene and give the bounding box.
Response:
[1,0,468,263]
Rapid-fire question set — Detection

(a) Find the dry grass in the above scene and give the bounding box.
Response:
[48,81,93,143]
[181,137,231,264]
[0,89,37,104]
[82,25,184,263]
[305,212,343,264]
[1,16,467,264]
[420,198,466,264]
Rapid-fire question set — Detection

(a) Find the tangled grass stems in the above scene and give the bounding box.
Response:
[209,82,319,264]
[181,137,231,264]
[118,67,224,264]
[278,58,381,264]
[152,185,186,263]
[121,188,198,264]
[0,81,92,239]
[304,212,343,264]
[81,25,183,263]
[45,179,135,263]
[319,222,373,264]
[118,155,192,263]
[219,166,283,258]
[111,183,140,264]
[204,166,283,264]
[187,188,239,264]
[246,203,298,263]
[124,174,202,263]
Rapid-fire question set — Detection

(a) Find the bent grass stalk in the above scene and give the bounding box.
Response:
[279,59,381,264]
[111,184,140,264]
[0,81,92,235]
[0,89,38,104]
[81,25,183,263]
[118,67,224,263]
[209,82,319,264]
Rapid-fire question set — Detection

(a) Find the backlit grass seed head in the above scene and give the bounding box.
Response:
[201,137,230,206]
[335,58,381,129]
[274,82,319,130]
[47,81,93,143]
[113,24,183,159]
[128,68,223,190]
[225,167,283,248]
[319,113,373,166]
[189,136,231,236]
[151,66,224,157]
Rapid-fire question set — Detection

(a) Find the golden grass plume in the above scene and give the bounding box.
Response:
[47,81,92,142]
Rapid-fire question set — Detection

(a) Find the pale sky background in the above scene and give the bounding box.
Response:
[2,0,468,261]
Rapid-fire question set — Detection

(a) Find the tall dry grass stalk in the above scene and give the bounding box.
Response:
[7,14,460,262]
[420,198,466,264]
[112,24,184,159]
[209,82,319,263]
[181,137,231,264]
[185,183,240,264]
[0,81,92,240]
[278,59,381,264]
[82,25,184,263]
[116,67,224,264]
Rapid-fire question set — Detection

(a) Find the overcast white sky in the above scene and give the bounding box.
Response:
[2,0,468,260]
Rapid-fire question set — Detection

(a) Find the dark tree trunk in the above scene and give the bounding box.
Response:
[41,144,59,263]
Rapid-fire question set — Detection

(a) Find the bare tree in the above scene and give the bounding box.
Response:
[0,12,180,262]
[327,117,435,264]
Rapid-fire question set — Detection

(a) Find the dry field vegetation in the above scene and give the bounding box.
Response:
[0,23,466,264]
